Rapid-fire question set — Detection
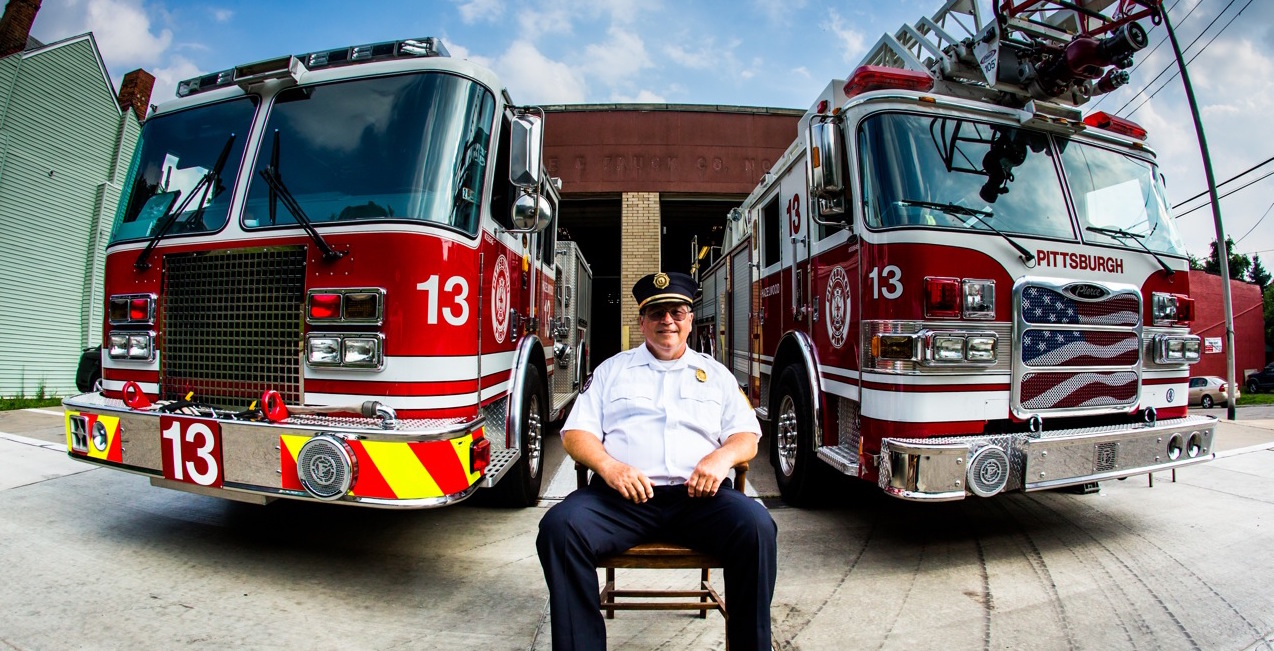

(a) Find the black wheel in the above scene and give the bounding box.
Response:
[1200,394,1214,409]
[1248,378,1261,394]
[770,365,823,506]
[490,366,547,507]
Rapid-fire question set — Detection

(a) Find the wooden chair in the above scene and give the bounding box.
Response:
[574,461,749,623]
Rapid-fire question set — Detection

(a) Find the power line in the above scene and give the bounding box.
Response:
[1174,168,1274,219]
[1111,0,1237,115]
[1173,154,1274,209]
[1234,200,1274,245]
[1087,0,1195,112]
[1119,0,1254,117]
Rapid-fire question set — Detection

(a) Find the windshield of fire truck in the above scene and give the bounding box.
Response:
[859,113,1074,239]
[109,97,256,244]
[1060,141,1186,257]
[241,72,495,235]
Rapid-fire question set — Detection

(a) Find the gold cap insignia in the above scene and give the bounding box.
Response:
[653,272,670,289]
[695,369,707,383]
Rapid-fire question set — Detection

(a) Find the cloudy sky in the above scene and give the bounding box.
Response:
[28,0,1274,269]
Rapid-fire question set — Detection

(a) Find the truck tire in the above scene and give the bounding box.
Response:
[771,365,822,506]
[490,366,546,507]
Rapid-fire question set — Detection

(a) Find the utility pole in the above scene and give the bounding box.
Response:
[1158,5,1237,419]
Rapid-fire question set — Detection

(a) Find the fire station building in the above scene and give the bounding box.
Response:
[544,104,802,364]
[543,105,1267,379]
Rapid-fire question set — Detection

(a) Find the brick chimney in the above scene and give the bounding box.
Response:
[0,0,41,59]
[117,68,155,120]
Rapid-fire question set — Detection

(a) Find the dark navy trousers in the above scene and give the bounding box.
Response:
[537,478,778,651]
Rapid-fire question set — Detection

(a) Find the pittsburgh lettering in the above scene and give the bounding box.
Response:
[1035,250,1124,273]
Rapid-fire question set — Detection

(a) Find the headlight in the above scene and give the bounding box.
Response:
[308,337,341,365]
[874,334,917,360]
[1152,292,1178,324]
[108,333,129,358]
[342,337,381,367]
[966,336,997,361]
[932,335,965,361]
[962,280,995,319]
[127,334,152,360]
[1154,334,1202,364]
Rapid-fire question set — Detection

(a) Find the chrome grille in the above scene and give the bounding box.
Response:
[161,247,306,408]
[1014,279,1142,416]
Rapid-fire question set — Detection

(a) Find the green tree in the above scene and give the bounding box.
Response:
[1249,254,1271,290]
[1265,284,1274,352]
[1187,253,1205,270]
[1205,237,1251,280]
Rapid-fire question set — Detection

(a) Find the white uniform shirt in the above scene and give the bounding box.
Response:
[563,343,762,485]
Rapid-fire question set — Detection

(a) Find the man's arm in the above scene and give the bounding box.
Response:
[685,432,758,497]
[562,428,655,503]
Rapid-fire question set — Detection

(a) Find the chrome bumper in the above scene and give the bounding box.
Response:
[62,393,507,509]
[878,415,1217,501]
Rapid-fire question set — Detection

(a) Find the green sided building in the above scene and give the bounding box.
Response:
[0,0,151,397]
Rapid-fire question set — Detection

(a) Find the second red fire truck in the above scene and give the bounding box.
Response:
[62,37,592,508]
[695,0,1216,503]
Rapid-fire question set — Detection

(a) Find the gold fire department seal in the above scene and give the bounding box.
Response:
[653,272,670,289]
[695,369,707,383]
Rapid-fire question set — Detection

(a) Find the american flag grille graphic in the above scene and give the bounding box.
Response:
[1021,372,1138,409]
[1021,286,1139,327]
[1021,330,1140,367]
[1016,283,1141,412]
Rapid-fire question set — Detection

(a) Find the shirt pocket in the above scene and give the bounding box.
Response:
[607,378,658,421]
[679,381,724,438]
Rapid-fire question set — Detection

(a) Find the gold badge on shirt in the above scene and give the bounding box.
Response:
[695,369,707,383]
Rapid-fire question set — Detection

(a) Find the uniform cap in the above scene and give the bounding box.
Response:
[633,271,697,310]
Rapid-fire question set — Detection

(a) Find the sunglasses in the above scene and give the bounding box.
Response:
[643,307,692,322]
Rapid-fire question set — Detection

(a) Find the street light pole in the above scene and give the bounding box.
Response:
[1158,4,1237,420]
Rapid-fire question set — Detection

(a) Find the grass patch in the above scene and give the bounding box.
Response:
[1238,392,1274,406]
[0,397,64,411]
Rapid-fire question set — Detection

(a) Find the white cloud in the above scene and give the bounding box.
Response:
[753,0,806,24]
[457,0,503,24]
[443,40,494,70]
[827,10,867,65]
[211,8,233,23]
[665,43,715,71]
[149,55,201,104]
[612,89,665,103]
[581,27,651,86]
[495,40,586,104]
[30,0,172,74]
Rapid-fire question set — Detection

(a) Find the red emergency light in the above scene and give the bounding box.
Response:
[924,277,962,319]
[1082,111,1147,141]
[844,65,934,99]
[1173,294,1195,323]
[309,293,342,320]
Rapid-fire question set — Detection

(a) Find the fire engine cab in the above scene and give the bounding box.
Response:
[62,37,592,508]
[694,0,1216,503]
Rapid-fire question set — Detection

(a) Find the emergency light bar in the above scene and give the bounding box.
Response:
[1082,111,1148,141]
[176,37,451,98]
[843,65,934,99]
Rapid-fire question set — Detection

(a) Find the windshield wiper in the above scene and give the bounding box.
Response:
[258,165,346,262]
[1085,226,1174,277]
[135,134,236,271]
[895,199,1035,264]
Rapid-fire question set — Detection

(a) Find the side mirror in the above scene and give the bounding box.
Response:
[512,192,553,231]
[510,111,544,189]
[809,119,845,200]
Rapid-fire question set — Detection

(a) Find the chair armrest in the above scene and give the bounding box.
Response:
[575,461,588,489]
[574,461,749,492]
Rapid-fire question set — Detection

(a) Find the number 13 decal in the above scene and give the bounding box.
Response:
[786,193,801,235]
[869,265,903,299]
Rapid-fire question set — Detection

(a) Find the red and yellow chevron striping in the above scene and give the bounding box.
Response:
[279,431,484,500]
[64,411,123,462]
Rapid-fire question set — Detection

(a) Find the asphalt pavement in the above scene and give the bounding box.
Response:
[2,406,1273,650]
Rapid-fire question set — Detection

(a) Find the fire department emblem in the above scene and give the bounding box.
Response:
[825,266,850,349]
[492,255,511,344]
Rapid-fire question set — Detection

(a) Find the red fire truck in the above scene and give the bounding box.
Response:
[62,37,592,508]
[694,0,1216,503]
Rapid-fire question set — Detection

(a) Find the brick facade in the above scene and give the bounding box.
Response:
[621,192,661,350]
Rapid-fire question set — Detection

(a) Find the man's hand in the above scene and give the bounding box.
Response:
[686,451,734,497]
[597,460,655,503]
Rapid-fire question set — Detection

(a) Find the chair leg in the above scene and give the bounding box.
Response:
[605,567,616,619]
[699,568,710,619]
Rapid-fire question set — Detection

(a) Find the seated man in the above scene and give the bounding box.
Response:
[537,271,778,651]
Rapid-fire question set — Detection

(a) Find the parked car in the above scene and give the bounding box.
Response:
[1189,376,1238,409]
[1247,363,1274,394]
[75,346,102,394]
